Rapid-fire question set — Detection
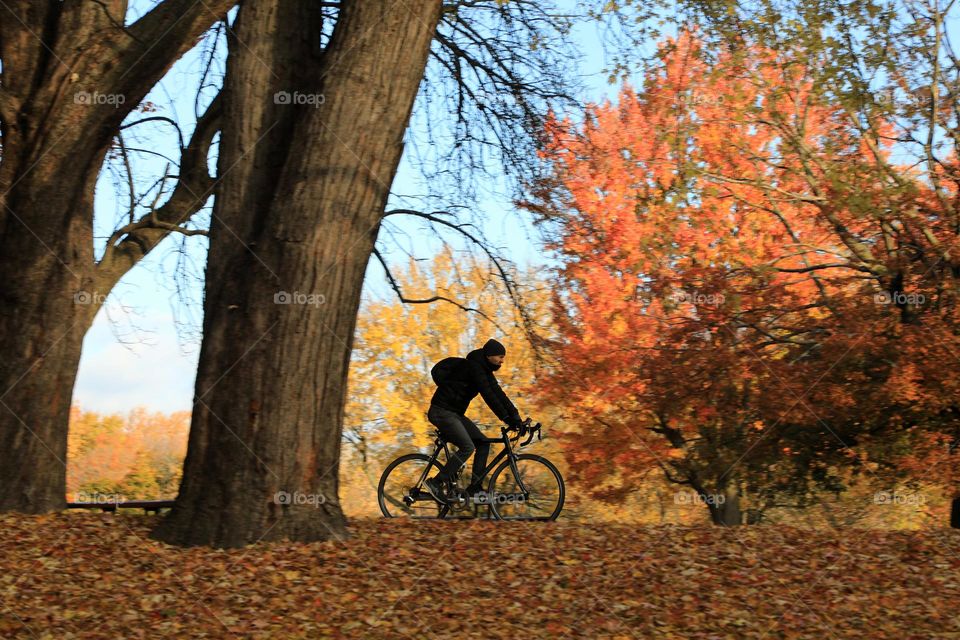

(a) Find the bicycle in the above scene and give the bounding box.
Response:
[377,417,565,520]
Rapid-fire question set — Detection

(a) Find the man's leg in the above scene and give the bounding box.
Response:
[458,415,489,491]
[427,405,475,482]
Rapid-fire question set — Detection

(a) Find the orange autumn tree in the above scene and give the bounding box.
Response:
[67,406,190,501]
[529,32,960,524]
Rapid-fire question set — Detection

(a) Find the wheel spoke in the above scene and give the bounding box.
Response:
[379,455,443,518]
[490,456,563,520]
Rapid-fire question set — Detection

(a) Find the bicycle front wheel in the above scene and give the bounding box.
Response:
[487,454,565,521]
[378,453,444,519]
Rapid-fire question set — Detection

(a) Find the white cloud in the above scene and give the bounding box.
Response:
[73,299,199,414]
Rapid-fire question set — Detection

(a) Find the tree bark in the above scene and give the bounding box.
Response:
[0,0,231,512]
[692,480,743,526]
[151,0,443,548]
[710,486,742,526]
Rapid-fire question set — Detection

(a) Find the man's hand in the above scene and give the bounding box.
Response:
[508,416,532,436]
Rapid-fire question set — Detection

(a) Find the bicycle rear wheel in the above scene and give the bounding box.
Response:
[487,454,565,520]
[378,453,444,518]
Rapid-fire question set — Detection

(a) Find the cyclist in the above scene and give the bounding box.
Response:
[424,338,524,502]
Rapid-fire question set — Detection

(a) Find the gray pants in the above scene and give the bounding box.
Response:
[427,404,490,489]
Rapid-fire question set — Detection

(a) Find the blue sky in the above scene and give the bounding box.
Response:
[72,7,629,414]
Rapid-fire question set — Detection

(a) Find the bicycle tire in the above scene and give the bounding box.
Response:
[377,453,480,519]
[487,453,565,521]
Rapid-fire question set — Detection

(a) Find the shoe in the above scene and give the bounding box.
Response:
[424,476,448,503]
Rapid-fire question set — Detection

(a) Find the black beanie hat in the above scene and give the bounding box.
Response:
[482,338,506,356]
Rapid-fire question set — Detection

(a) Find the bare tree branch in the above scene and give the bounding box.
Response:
[383,208,552,359]
[371,247,502,329]
[97,91,222,287]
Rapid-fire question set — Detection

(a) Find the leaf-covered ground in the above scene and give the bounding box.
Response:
[1,512,958,639]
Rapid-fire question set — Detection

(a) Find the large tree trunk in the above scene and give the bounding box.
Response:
[0,0,230,512]
[151,0,443,548]
[0,202,101,510]
[692,481,743,526]
[709,486,742,526]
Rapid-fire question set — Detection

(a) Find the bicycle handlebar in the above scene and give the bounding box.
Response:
[520,421,542,447]
[504,417,542,447]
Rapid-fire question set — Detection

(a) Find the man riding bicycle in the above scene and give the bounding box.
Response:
[425,338,525,503]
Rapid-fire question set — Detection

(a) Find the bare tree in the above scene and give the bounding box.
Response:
[148,0,443,547]
[151,0,650,547]
[0,0,234,513]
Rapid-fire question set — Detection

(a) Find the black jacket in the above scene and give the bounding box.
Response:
[430,348,522,425]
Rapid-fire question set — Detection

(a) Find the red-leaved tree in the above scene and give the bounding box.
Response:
[529,32,960,525]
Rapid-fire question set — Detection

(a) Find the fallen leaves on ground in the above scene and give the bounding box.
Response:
[1,512,959,639]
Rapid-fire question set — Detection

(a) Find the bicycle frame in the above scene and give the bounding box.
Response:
[418,426,530,497]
